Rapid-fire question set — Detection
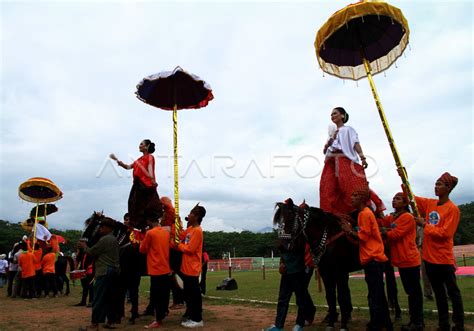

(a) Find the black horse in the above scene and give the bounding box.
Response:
[273,199,361,331]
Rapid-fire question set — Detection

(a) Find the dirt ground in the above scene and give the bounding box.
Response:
[0,285,278,331]
[0,285,471,331]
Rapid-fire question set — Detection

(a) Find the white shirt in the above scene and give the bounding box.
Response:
[0,259,8,274]
[327,125,360,163]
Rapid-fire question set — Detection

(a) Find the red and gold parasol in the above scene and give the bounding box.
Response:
[315,0,419,217]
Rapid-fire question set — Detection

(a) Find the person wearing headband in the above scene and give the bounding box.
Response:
[176,204,206,328]
[320,107,369,214]
[406,172,464,331]
[342,188,392,331]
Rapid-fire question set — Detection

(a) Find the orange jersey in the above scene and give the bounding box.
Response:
[139,226,171,276]
[416,197,460,265]
[178,225,203,276]
[41,252,57,274]
[33,248,43,271]
[19,251,36,278]
[357,207,388,265]
[382,213,420,268]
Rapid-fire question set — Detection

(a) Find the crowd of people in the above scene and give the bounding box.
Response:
[266,107,465,331]
[3,236,72,300]
[1,126,466,331]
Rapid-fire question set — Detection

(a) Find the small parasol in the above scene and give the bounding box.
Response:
[135,66,214,242]
[315,0,419,217]
[30,204,58,218]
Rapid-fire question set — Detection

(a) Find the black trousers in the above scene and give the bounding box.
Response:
[7,271,17,296]
[275,271,306,328]
[300,267,316,322]
[399,266,424,326]
[43,272,58,296]
[182,274,202,322]
[150,274,171,321]
[319,266,353,322]
[22,276,36,299]
[384,262,401,314]
[80,275,94,304]
[118,272,141,319]
[364,261,392,330]
[424,261,464,330]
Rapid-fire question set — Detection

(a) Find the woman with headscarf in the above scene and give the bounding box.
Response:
[320,107,369,214]
[114,139,162,229]
[381,193,423,330]
[408,172,464,331]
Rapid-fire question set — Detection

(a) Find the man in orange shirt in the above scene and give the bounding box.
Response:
[411,172,464,331]
[381,193,423,330]
[176,204,205,328]
[18,241,37,299]
[342,189,392,331]
[41,246,58,297]
[139,215,172,329]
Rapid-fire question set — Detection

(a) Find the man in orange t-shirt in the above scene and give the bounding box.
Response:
[381,193,423,330]
[18,242,37,299]
[410,172,464,331]
[41,247,58,297]
[342,189,392,331]
[176,204,205,329]
[140,216,171,329]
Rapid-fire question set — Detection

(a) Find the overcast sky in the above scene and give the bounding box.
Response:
[1,0,472,233]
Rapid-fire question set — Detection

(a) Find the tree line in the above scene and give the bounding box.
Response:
[1,201,473,257]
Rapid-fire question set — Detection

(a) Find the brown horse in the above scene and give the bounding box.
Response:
[273,199,361,331]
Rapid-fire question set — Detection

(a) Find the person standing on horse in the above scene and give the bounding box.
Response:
[79,217,120,330]
[175,204,206,328]
[114,139,162,229]
[342,189,393,331]
[380,192,424,330]
[320,107,369,214]
[404,172,465,331]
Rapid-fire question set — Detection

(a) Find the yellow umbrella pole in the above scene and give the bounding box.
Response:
[362,57,420,218]
[32,203,40,253]
[173,104,181,244]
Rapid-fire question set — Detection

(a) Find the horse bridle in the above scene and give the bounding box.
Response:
[278,205,328,267]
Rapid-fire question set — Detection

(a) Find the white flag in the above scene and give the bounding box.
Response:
[34,223,52,241]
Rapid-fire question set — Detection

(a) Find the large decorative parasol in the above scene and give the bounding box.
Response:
[18,177,62,250]
[315,0,419,217]
[136,66,214,242]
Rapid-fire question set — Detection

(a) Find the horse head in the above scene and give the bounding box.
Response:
[273,198,307,253]
[81,211,130,248]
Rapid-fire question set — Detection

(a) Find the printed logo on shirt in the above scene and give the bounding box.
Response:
[185,233,191,244]
[428,211,440,225]
[390,223,397,229]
